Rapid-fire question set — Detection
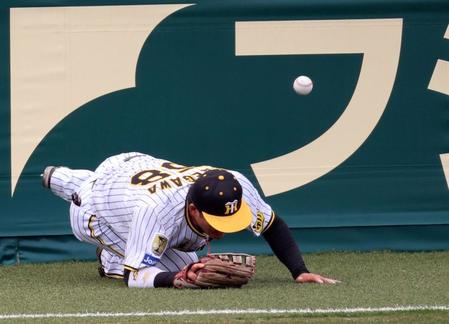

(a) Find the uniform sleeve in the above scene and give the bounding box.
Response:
[123,205,171,271]
[230,171,275,237]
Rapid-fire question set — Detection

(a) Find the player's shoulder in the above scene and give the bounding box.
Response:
[226,170,256,191]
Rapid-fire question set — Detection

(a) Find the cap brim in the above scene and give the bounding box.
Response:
[202,200,252,233]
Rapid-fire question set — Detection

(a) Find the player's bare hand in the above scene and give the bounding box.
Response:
[187,263,205,281]
[295,272,340,284]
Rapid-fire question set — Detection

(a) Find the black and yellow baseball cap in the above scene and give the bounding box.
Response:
[188,169,252,233]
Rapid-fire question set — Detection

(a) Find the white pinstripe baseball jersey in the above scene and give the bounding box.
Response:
[89,152,274,270]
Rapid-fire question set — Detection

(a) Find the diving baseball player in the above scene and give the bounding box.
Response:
[42,152,338,288]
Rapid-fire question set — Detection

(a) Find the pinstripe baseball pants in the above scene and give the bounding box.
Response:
[50,166,198,278]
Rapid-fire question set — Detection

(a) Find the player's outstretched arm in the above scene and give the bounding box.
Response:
[123,255,256,289]
[262,215,340,284]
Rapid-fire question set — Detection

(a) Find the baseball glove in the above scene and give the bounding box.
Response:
[173,253,256,289]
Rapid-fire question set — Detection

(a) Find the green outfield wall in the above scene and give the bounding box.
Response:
[1,0,449,264]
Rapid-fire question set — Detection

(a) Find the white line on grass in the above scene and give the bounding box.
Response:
[1,305,448,320]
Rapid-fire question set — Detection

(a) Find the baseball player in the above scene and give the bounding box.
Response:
[42,152,338,288]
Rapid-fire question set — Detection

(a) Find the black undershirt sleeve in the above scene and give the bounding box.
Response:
[154,271,176,288]
[262,215,309,279]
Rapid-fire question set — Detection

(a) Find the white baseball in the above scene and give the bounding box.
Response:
[293,75,313,95]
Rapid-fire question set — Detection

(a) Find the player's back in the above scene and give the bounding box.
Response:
[91,152,213,234]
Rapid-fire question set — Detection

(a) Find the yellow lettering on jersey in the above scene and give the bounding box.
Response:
[183,175,196,183]
[170,177,183,187]
[161,162,194,173]
[190,172,203,180]
[132,164,216,195]
[148,184,157,194]
[131,170,170,185]
[160,180,172,190]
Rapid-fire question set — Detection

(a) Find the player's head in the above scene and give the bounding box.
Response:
[187,169,252,234]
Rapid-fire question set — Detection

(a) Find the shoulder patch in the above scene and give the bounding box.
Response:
[152,234,168,256]
[252,211,265,234]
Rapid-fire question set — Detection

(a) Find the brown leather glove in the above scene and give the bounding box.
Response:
[173,253,256,289]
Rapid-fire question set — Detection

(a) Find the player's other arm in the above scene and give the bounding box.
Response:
[124,266,167,288]
[124,267,188,288]
[262,215,339,284]
[122,205,180,288]
[124,261,210,288]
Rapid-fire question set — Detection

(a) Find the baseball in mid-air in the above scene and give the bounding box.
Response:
[293,75,313,95]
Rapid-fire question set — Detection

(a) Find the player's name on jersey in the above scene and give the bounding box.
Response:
[130,162,214,194]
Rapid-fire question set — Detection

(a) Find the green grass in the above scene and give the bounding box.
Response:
[1,251,449,322]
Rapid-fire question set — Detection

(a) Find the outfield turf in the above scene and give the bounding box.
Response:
[0,251,449,322]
